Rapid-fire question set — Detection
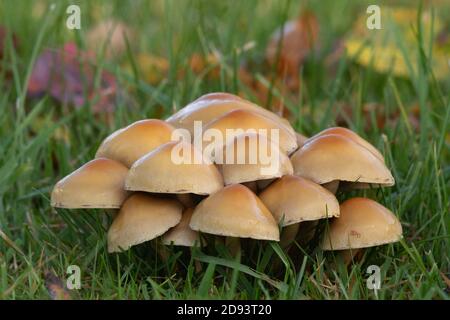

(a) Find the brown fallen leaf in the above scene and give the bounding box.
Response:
[266,10,319,91]
[440,271,450,291]
[86,20,134,59]
[189,51,221,80]
[44,270,72,300]
[27,42,117,113]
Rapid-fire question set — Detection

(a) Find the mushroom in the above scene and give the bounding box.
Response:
[190,184,279,241]
[291,134,394,188]
[321,197,403,263]
[305,127,384,162]
[125,141,224,195]
[220,133,293,185]
[295,132,308,149]
[203,109,298,155]
[166,92,295,137]
[51,158,129,209]
[95,119,175,168]
[162,208,201,247]
[259,175,339,248]
[107,193,183,253]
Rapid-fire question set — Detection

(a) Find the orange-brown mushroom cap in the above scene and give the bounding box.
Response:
[220,133,293,185]
[126,141,224,195]
[305,127,384,162]
[51,158,129,209]
[203,109,297,155]
[95,119,175,168]
[162,208,202,247]
[107,193,183,252]
[291,134,394,186]
[190,184,280,240]
[259,175,340,226]
[166,92,295,137]
[321,197,403,250]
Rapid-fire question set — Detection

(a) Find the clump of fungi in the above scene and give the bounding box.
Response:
[51,92,402,266]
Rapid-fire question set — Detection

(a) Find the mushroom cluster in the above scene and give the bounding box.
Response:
[51,92,402,260]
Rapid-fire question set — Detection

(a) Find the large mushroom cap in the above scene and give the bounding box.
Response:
[305,127,384,162]
[107,193,183,252]
[291,134,394,186]
[203,109,297,155]
[126,141,224,195]
[51,158,129,209]
[190,184,280,241]
[220,133,293,185]
[259,175,339,226]
[95,119,175,168]
[162,208,201,247]
[321,197,403,250]
[166,92,295,136]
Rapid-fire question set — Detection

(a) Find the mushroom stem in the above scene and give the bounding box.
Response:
[339,248,362,266]
[225,237,241,257]
[280,224,300,250]
[322,180,339,194]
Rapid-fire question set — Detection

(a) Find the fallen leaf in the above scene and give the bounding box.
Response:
[123,53,169,85]
[27,42,117,112]
[189,51,221,79]
[266,10,319,91]
[44,270,72,300]
[86,20,134,59]
[345,7,449,80]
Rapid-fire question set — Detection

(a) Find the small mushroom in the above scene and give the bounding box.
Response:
[51,158,128,209]
[321,197,402,263]
[162,208,202,247]
[125,141,224,195]
[190,184,279,241]
[220,133,293,185]
[107,193,183,253]
[259,175,339,248]
[203,109,298,155]
[291,134,394,187]
[305,127,384,162]
[95,119,175,168]
[166,92,296,137]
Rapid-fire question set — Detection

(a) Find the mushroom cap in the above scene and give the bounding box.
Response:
[259,175,340,226]
[220,133,293,185]
[321,197,403,250]
[203,109,298,155]
[291,134,394,186]
[296,132,308,149]
[95,119,175,168]
[125,141,224,195]
[305,127,384,162]
[162,208,202,247]
[166,92,295,136]
[107,193,183,253]
[190,184,280,241]
[51,158,129,209]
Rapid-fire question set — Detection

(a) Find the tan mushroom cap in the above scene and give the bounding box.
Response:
[291,134,394,186]
[259,175,340,226]
[321,197,402,250]
[306,127,384,162]
[203,109,298,155]
[51,158,129,209]
[296,132,308,149]
[190,184,280,241]
[166,92,295,136]
[126,141,224,195]
[162,208,201,247]
[220,133,293,185]
[107,193,183,252]
[95,119,175,168]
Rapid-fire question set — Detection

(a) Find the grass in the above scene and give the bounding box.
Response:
[0,0,449,299]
